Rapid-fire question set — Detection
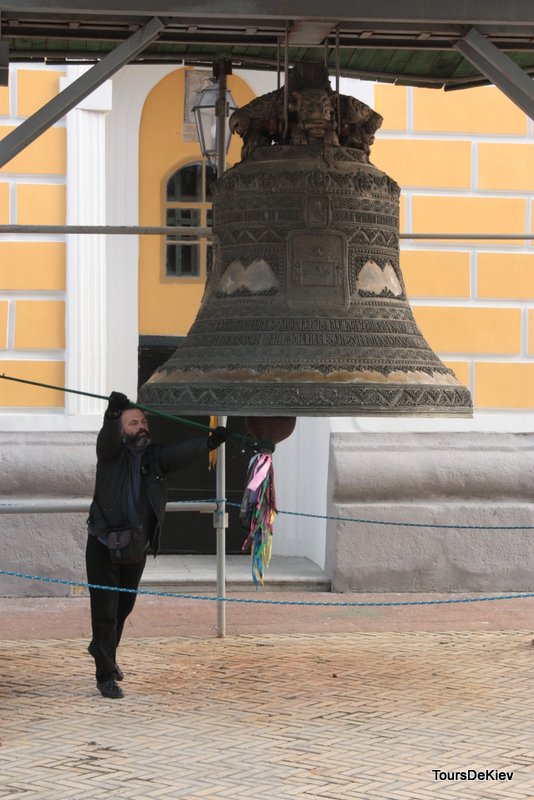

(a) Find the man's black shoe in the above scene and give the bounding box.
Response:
[88,644,124,681]
[97,678,124,699]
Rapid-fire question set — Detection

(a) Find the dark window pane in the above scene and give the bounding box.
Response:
[165,208,199,227]
[205,165,217,200]
[166,244,178,276]
[167,164,202,201]
[166,208,201,227]
[166,243,200,277]
[206,208,213,226]
[167,234,198,243]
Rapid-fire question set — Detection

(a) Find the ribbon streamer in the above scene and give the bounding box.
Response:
[239,450,277,587]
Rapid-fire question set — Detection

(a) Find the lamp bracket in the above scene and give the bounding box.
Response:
[213,59,233,79]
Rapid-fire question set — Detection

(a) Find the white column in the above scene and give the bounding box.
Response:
[63,67,112,418]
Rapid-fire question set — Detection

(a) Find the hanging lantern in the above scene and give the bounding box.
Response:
[192,75,237,165]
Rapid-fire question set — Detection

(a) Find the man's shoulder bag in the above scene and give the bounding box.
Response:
[106,527,146,564]
[92,498,146,564]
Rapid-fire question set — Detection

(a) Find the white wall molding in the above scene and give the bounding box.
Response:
[63,66,110,419]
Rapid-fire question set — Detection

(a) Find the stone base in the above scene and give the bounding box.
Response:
[0,432,95,597]
[326,432,534,592]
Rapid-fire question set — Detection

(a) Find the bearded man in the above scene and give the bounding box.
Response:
[86,391,227,699]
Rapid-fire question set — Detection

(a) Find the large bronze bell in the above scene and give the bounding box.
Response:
[139,64,472,418]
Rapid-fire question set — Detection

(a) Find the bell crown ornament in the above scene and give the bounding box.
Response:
[140,64,472,417]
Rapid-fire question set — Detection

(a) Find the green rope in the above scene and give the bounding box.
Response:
[0,372,268,447]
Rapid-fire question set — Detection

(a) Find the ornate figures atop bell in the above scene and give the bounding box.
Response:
[140,64,472,417]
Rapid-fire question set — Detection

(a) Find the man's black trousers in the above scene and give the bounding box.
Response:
[85,535,146,682]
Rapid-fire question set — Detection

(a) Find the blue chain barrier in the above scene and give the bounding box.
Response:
[224,501,534,530]
[2,568,534,607]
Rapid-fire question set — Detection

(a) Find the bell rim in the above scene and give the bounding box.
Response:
[138,380,473,418]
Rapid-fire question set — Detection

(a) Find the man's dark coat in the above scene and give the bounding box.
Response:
[88,414,208,555]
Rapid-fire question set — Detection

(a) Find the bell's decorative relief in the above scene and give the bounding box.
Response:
[140,64,472,417]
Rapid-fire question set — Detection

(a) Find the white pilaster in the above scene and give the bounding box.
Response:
[63,67,112,418]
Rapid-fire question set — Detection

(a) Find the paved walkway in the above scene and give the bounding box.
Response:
[1,591,534,799]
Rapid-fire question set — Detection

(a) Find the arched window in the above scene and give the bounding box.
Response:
[165,161,217,278]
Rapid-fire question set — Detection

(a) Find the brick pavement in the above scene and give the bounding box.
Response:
[2,625,534,799]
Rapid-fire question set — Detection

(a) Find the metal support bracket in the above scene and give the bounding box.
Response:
[0,15,167,168]
[212,511,229,529]
[454,27,534,120]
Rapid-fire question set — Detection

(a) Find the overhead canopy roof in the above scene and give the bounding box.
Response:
[1,1,533,168]
[2,0,534,90]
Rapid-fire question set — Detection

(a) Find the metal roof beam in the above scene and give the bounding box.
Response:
[288,20,334,45]
[2,0,534,26]
[0,15,166,168]
[454,26,534,120]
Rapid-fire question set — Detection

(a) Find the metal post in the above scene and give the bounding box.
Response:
[213,60,231,638]
[283,22,289,138]
[215,59,229,178]
[215,415,227,637]
[335,25,341,136]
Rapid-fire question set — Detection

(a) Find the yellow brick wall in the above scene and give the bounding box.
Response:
[475,364,534,409]
[528,310,534,356]
[401,251,470,298]
[0,66,66,409]
[17,69,64,117]
[0,361,65,407]
[372,140,471,189]
[411,196,526,242]
[478,253,534,300]
[375,84,407,131]
[374,82,534,412]
[0,85,9,116]
[478,143,534,192]
[412,307,521,355]
[0,300,7,348]
[0,126,66,175]
[17,183,66,224]
[411,86,528,135]
[0,181,9,222]
[14,301,65,350]
[0,242,65,290]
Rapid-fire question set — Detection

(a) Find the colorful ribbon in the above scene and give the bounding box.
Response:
[240,450,277,587]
